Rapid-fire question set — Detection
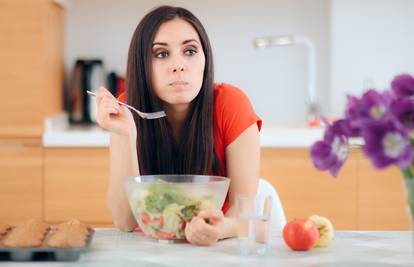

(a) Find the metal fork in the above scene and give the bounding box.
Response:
[86,90,166,119]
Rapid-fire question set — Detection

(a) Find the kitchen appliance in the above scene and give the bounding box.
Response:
[68,59,105,124]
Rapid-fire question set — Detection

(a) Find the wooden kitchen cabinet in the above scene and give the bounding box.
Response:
[261,148,358,230]
[0,0,64,137]
[357,154,410,230]
[40,146,410,230]
[261,148,411,230]
[44,148,113,226]
[0,139,43,224]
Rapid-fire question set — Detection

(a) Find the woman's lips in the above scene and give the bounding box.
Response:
[170,81,188,86]
[169,81,189,90]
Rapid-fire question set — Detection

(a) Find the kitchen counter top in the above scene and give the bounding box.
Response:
[43,113,364,148]
[42,113,109,147]
[2,229,413,266]
[43,113,328,148]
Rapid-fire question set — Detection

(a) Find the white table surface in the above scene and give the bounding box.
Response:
[2,229,413,267]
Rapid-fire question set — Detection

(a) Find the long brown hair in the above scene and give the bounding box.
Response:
[126,6,220,175]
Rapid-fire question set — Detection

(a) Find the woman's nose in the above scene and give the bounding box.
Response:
[172,66,185,73]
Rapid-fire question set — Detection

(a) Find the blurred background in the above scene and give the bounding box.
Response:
[0,0,413,230]
[63,0,414,126]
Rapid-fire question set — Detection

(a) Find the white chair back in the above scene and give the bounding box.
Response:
[257,178,286,232]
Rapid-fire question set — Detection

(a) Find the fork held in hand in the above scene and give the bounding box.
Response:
[86,90,166,120]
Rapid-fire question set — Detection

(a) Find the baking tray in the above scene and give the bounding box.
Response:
[0,228,94,261]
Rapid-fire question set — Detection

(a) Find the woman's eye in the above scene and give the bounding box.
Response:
[185,49,197,56]
[155,51,168,58]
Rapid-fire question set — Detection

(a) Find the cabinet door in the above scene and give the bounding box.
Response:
[0,0,63,137]
[261,148,358,230]
[357,155,410,230]
[44,148,112,225]
[0,140,43,224]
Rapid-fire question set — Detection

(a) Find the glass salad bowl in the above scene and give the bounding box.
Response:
[124,175,230,240]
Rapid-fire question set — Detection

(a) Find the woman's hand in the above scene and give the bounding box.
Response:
[95,86,136,137]
[184,210,225,246]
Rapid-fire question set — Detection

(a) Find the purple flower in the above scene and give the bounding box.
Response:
[311,119,350,176]
[311,73,414,177]
[390,97,414,130]
[391,74,414,98]
[361,118,413,169]
[345,89,393,137]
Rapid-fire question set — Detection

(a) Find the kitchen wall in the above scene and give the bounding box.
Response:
[330,0,414,116]
[65,0,331,127]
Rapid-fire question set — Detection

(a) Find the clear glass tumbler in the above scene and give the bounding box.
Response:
[236,194,272,255]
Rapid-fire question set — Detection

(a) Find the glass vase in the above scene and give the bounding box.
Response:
[403,174,414,252]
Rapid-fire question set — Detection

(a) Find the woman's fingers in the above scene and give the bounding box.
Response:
[101,99,120,114]
[96,86,113,102]
[184,219,193,240]
[93,87,136,136]
[96,87,119,113]
[97,101,117,123]
[193,219,218,245]
[97,95,121,130]
[185,216,219,246]
[96,87,121,125]
[197,210,224,225]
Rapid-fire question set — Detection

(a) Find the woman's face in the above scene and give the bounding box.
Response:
[151,18,205,107]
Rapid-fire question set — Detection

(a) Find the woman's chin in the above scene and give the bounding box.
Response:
[166,99,193,106]
[164,94,198,106]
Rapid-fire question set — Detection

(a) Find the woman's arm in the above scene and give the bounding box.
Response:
[219,122,261,238]
[94,87,140,232]
[107,132,139,232]
[185,123,260,245]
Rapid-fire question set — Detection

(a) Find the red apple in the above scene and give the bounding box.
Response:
[283,219,319,251]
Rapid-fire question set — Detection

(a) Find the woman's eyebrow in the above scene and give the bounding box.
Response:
[152,39,199,47]
[182,39,199,45]
[152,42,168,47]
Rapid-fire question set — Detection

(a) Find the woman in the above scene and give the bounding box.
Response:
[95,5,261,246]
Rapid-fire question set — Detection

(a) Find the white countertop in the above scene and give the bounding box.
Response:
[43,113,110,147]
[3,229,413,266]
[43,113,328,148]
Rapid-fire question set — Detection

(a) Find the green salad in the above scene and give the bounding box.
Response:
[129,180,216,240]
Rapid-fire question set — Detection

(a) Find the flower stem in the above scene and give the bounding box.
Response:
[403,165,414,179]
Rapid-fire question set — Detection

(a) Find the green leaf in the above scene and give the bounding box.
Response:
[144,180,192,213]
[181,202,201,222]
